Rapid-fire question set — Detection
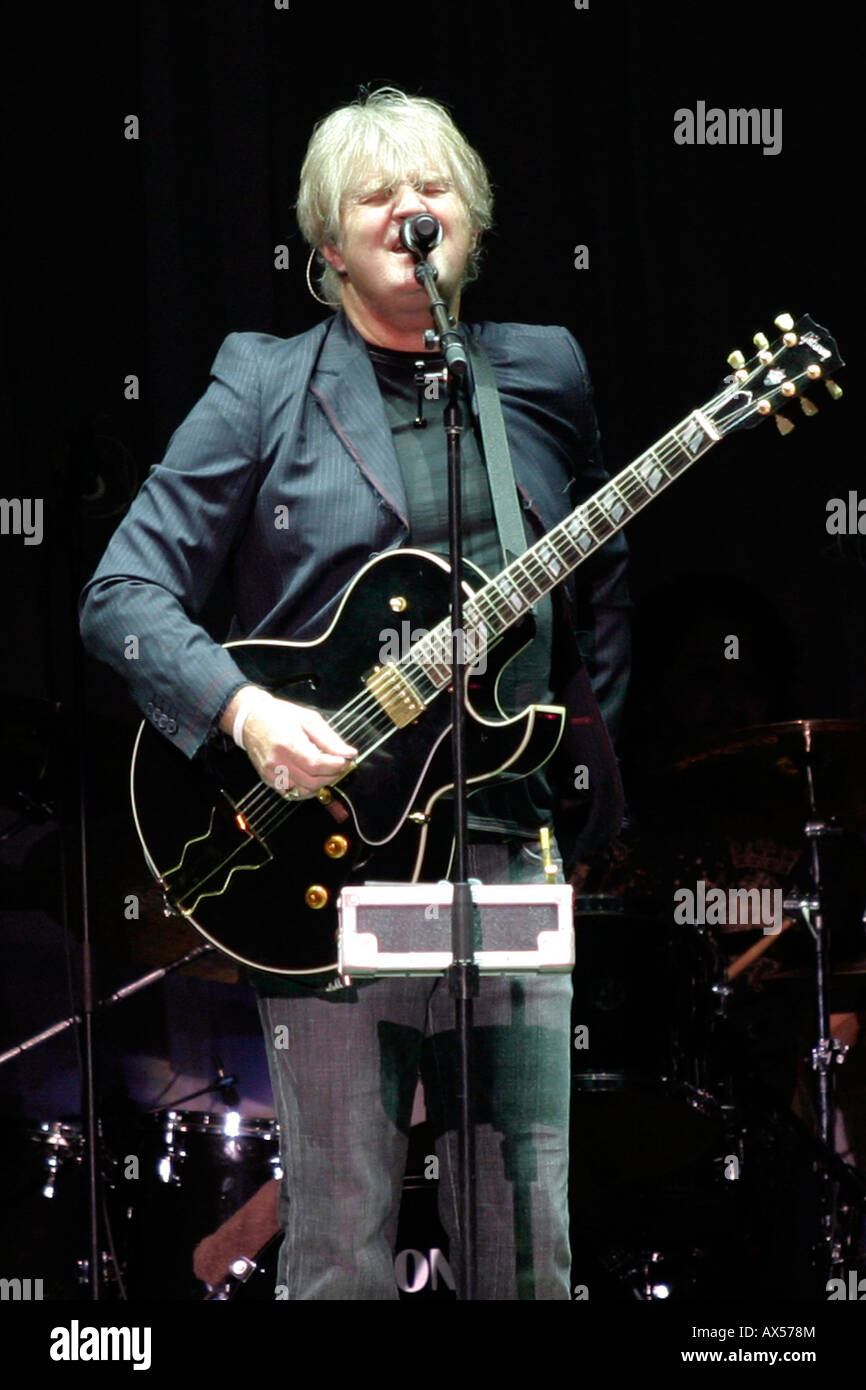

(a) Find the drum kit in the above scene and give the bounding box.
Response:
[569,718,866,1299]
[0,1101,455,1301]
[1,717,865,1300]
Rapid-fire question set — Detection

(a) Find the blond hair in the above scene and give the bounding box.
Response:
[297,87,494,306]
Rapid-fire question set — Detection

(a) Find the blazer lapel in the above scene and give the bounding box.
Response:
[310,312,410,530]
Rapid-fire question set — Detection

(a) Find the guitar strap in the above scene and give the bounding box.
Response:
[463,334,527,567]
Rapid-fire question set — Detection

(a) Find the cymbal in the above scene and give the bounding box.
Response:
[661,719,866,835]
[772,952,866,981]
[672,719,866,771]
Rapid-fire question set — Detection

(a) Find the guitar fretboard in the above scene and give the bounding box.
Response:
[397,408,721,699]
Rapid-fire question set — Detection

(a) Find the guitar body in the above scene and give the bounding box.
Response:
[130,549,565,976]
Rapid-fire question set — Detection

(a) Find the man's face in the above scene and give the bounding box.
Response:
[322,170,476,327]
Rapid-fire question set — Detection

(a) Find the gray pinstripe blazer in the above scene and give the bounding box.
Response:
[79,310,629,860]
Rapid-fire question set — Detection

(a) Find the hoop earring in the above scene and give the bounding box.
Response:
[306,248,340,308]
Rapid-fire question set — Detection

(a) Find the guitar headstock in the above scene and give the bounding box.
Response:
[709,313,844,438]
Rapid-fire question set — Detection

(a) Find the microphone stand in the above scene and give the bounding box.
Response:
[0,943,216,1069]
[407,232,478,1301]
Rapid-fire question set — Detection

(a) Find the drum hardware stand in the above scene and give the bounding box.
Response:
[710,980,733,1009]
[787,875,849,1142]
[794,741,855,1279]
[143,1068,242,1115]
[203,1254,259,1301]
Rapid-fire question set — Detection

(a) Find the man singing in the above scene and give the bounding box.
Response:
[80,87,629,1299]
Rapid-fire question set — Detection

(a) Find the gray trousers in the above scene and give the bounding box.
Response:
[257,841,571,1300]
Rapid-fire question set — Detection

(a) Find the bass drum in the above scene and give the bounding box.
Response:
[570,895,727,1181]
[124,1110,282,1300]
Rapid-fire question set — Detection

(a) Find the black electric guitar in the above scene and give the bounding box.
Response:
[130,314,842,975]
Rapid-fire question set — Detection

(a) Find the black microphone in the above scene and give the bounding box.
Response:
[399,213,443,258]
[400,211,466,376]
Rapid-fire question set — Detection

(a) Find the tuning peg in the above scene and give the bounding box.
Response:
[774,313,795,332]
[825,379,843,400]
[727,349,746,370]
[775,414,795,436]
[799,397,819,417]
[753,331,770,350]
[782,332,799,347]
[806,363,822,380]
[758,349,774,365]
[780,381,797,398]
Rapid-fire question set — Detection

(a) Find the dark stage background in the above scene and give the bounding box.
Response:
[0,0,863,1310]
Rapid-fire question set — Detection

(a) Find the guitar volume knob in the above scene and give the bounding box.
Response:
[305,885,330,910]
[324,835,349,859]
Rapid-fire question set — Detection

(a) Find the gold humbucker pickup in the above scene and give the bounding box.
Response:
[363,664,426,728]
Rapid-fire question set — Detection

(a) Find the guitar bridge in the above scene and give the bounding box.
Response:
[363,664,425,728]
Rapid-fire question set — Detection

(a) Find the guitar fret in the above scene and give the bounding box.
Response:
[524,552,554,594]
[549,526,582,566]
[617,468,653,509]
[661,439,693,476]
[536,538,566,579]
[408,625,448,685]
[404,659,443,699]
[670,414,719,470]
[584,502,616,533]
[465,594,494,631]
[600,478,633,522]
[495,574,530,616]
[646,443,674,477]
[405,609,495,692]
[563,512,599,554]
[635,454,668,493]
[479,588,512,632]
[512,557,545,602]
[593,482,632,527]
[581,506,613,538]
